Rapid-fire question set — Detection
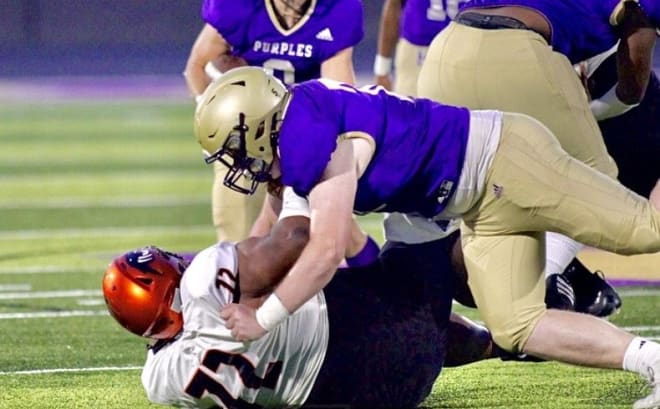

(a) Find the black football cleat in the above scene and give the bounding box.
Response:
[563,258,622,318]
[545,273,576,311]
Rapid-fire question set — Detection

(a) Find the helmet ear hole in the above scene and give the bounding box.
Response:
[137,277,153,286]
[255,121,265,141]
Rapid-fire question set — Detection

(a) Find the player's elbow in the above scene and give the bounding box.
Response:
[285,224,310,257]
[309,234,345,275]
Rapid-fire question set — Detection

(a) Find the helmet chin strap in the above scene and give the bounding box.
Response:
[234,112,249,158]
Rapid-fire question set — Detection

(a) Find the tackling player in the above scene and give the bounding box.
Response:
[102,192,504,408]
[417,0,658,309]
[373,0,626,319]
[195,67,660,408]
[183,0,364,243]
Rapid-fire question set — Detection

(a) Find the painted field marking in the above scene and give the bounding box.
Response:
[0,366,141,376]
[0,195,207,210]
[0,310,108,320]
[0,225,210,240]
[0,266,94,275]
[0,284,31,291]
[0,289,101,300]
[617,288,660,297]
[77,299,105,306]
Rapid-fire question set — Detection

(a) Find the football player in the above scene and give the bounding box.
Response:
[583,44,660,205]
[103,193,504,408]
[372,0,626,319]
[183,0,364,243]
[195,67,660,407]
[549,43,660,316]
[373,0,468,96]
[417,0,659,323]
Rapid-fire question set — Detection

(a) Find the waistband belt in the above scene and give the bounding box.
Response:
[454,12,549,43]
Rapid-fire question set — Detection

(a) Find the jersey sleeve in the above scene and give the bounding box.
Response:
[182,243,238,309]
[317,0,364,61]
[201,0,252,46]
[279,84,341,197]
[333,0,364,49]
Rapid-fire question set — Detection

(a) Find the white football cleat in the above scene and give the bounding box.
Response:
[634,367,660,409]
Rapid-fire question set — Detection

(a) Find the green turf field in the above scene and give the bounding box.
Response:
[0,99,658,408]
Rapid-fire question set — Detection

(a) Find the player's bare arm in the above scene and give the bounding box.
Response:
[320,47,357,85]
[615,2,656,103]
[236,215,310,305]
[248,190,283,238]
[374,0,402,89]
[273,135,374,309]
[183,24,232,99]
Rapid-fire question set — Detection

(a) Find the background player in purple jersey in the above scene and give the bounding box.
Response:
[102,195,507,408]
[194,67,660,408]
[417,0,659,320]
[183,0,364,243]
[373,0,468,95]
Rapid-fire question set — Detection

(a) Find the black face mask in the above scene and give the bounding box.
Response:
[204,113,275,195]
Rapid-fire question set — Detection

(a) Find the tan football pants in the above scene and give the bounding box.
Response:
[418,22,618,178]
[417,22,656,352]
[393,38,429,97]
[212,161,266,242]
[462,112,660,352]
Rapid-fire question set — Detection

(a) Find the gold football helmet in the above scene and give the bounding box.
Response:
[195,66,289,194]
[102,246,187,340]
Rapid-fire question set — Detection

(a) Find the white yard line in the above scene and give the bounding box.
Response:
[617,288,660,297]
[0,284,31,291]
[0,289,101,300]
[0,225,211,240]
[0,196,207,209]
[0,366,141,375]
[0,266,94,275]
[0,310,108,320]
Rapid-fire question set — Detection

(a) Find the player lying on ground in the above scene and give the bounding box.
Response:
[102,201,510,408]
[195,67,660,408]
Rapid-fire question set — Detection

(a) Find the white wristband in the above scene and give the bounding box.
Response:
[195,94,204,105]
[256,293,290,332]
[278,186,310,220]
[204,60,223,81]
[373,54,393,76]
[590,84,639,120]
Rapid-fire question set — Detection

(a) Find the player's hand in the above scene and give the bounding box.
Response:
[220,303,267,342]
[374,75,393,91]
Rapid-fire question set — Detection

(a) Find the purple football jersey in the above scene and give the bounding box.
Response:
[279,80,470,218]
[202,0,364,84]
[461,0,660,64]
[401,0,469,46]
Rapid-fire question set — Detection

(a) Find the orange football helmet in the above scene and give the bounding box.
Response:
[102,246,187,340]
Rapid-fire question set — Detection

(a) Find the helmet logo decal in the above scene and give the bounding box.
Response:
[137,248,154,264]
[125,248,160,275]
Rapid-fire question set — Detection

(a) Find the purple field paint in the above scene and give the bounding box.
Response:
[0,75,189,102]
[609,279,660,287]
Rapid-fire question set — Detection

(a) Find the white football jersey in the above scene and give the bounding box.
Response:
[141,242,329,408]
